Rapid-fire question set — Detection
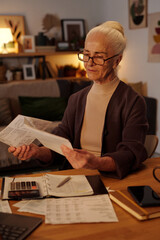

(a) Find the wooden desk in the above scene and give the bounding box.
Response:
[1,158,160,240]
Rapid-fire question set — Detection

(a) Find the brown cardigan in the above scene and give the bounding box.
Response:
[52,81,148,179]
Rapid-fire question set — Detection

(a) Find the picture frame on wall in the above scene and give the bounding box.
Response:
[128,0,148,29]
[148,12,160,62]
[61,19,86,43]
[22,35,35,52]
[0,15,25,52]
[0,15,25,43]
[23,64,36,80]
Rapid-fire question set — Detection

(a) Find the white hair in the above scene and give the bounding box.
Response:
[86,21,127,54]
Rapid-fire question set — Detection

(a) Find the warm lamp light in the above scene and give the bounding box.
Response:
[0,28,13,53]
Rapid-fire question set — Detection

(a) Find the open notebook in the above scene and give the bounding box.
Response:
[0,212,42,240]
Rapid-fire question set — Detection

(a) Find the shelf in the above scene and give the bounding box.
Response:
[0,51,78,58]
[0,51,81,81]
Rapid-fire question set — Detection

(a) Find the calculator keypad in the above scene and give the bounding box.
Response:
[8,181,40,199]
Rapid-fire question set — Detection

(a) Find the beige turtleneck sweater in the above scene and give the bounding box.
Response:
[80,77,120,156]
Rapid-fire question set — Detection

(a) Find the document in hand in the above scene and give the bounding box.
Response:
[110,189,160,221]
[1,174,94,200]
[0,114,72,155]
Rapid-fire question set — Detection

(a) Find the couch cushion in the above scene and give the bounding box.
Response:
[0,98,13,125]
[19,96,68,121]
[128,81,143,95]
[56,79,92,97]
[56,79,72,98]
[71,80,92,94]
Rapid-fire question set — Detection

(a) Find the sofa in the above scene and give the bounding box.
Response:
[0,79,157,176]
[0,78,91,174]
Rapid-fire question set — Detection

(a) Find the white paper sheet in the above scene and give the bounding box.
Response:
[13,200,29,208]
[14,195,118,224]
[0,114,72,155]
[0,200,12,213]
[17,199,47,215]
[23,123,72,155]
[45,174,93,197]
[45,194,118,224]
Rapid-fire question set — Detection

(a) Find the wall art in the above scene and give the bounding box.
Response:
[128,0,147,29]
[148,12,160,62]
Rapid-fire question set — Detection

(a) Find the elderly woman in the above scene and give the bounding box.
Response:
[8,21,148,179]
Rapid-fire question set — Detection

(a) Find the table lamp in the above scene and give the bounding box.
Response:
[0,28,13,53]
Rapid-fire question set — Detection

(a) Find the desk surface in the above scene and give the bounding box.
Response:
[1,157,160,240]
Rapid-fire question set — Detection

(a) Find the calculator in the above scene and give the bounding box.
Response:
[8,181,40,199]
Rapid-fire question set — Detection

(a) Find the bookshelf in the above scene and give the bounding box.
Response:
[0,51,80,81]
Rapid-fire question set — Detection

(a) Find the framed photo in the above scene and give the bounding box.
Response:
[128,0,148,29]
[0,15,25,43]
[22,35,35,52]
[61,19,86,42]
[0,15,25,49]
[23,64,36,80]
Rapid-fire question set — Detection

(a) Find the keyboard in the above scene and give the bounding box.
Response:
[0,212,43,240]
[0,223,28,240]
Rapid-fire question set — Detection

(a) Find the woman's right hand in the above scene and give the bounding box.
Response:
[8,143,40,161]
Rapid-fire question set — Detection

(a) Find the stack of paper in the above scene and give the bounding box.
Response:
[14,195,118,224]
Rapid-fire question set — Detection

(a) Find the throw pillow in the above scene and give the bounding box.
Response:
[128,81,143,95]
[19,96,68,121]
[0,98,13,125]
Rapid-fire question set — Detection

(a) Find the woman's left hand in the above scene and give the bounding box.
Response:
[61,145,100,169]
[61,145,116,171]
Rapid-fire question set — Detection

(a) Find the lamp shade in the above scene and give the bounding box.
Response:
[0,28,13,48]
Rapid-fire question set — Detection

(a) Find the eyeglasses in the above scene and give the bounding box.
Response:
[78,51,120,66]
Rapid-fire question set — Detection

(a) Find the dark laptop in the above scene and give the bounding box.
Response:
[0,212,43,240]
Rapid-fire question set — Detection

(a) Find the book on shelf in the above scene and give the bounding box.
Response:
[37,61,56,79]
[1,174,108,200]
[109,189,160,221]
[45,61,57,78]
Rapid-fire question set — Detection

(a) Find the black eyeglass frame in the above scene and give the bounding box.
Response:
[78,51,120,66]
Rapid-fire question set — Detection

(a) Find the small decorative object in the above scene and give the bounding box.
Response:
[61,19,86,50]
[58,65,78,77]
[14,71,22,81]
[148,12,160,62]
[76,68,86,78]
[42,14,61,32]
[128,0,147,29]
[23,64,36,80]
[42,14,61,43]
[22,35,35,52]
[56,41,70,51]
[35,32,48,46]
[5,69,13,81]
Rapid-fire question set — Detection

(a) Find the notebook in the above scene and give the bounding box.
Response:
[109,189,160,221]
[0,212,43,239]
[1,174,108,200]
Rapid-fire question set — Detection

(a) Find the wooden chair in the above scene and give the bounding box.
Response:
[144,135,159,158]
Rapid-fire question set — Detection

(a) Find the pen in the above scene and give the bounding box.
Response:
[56,176,71,188]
